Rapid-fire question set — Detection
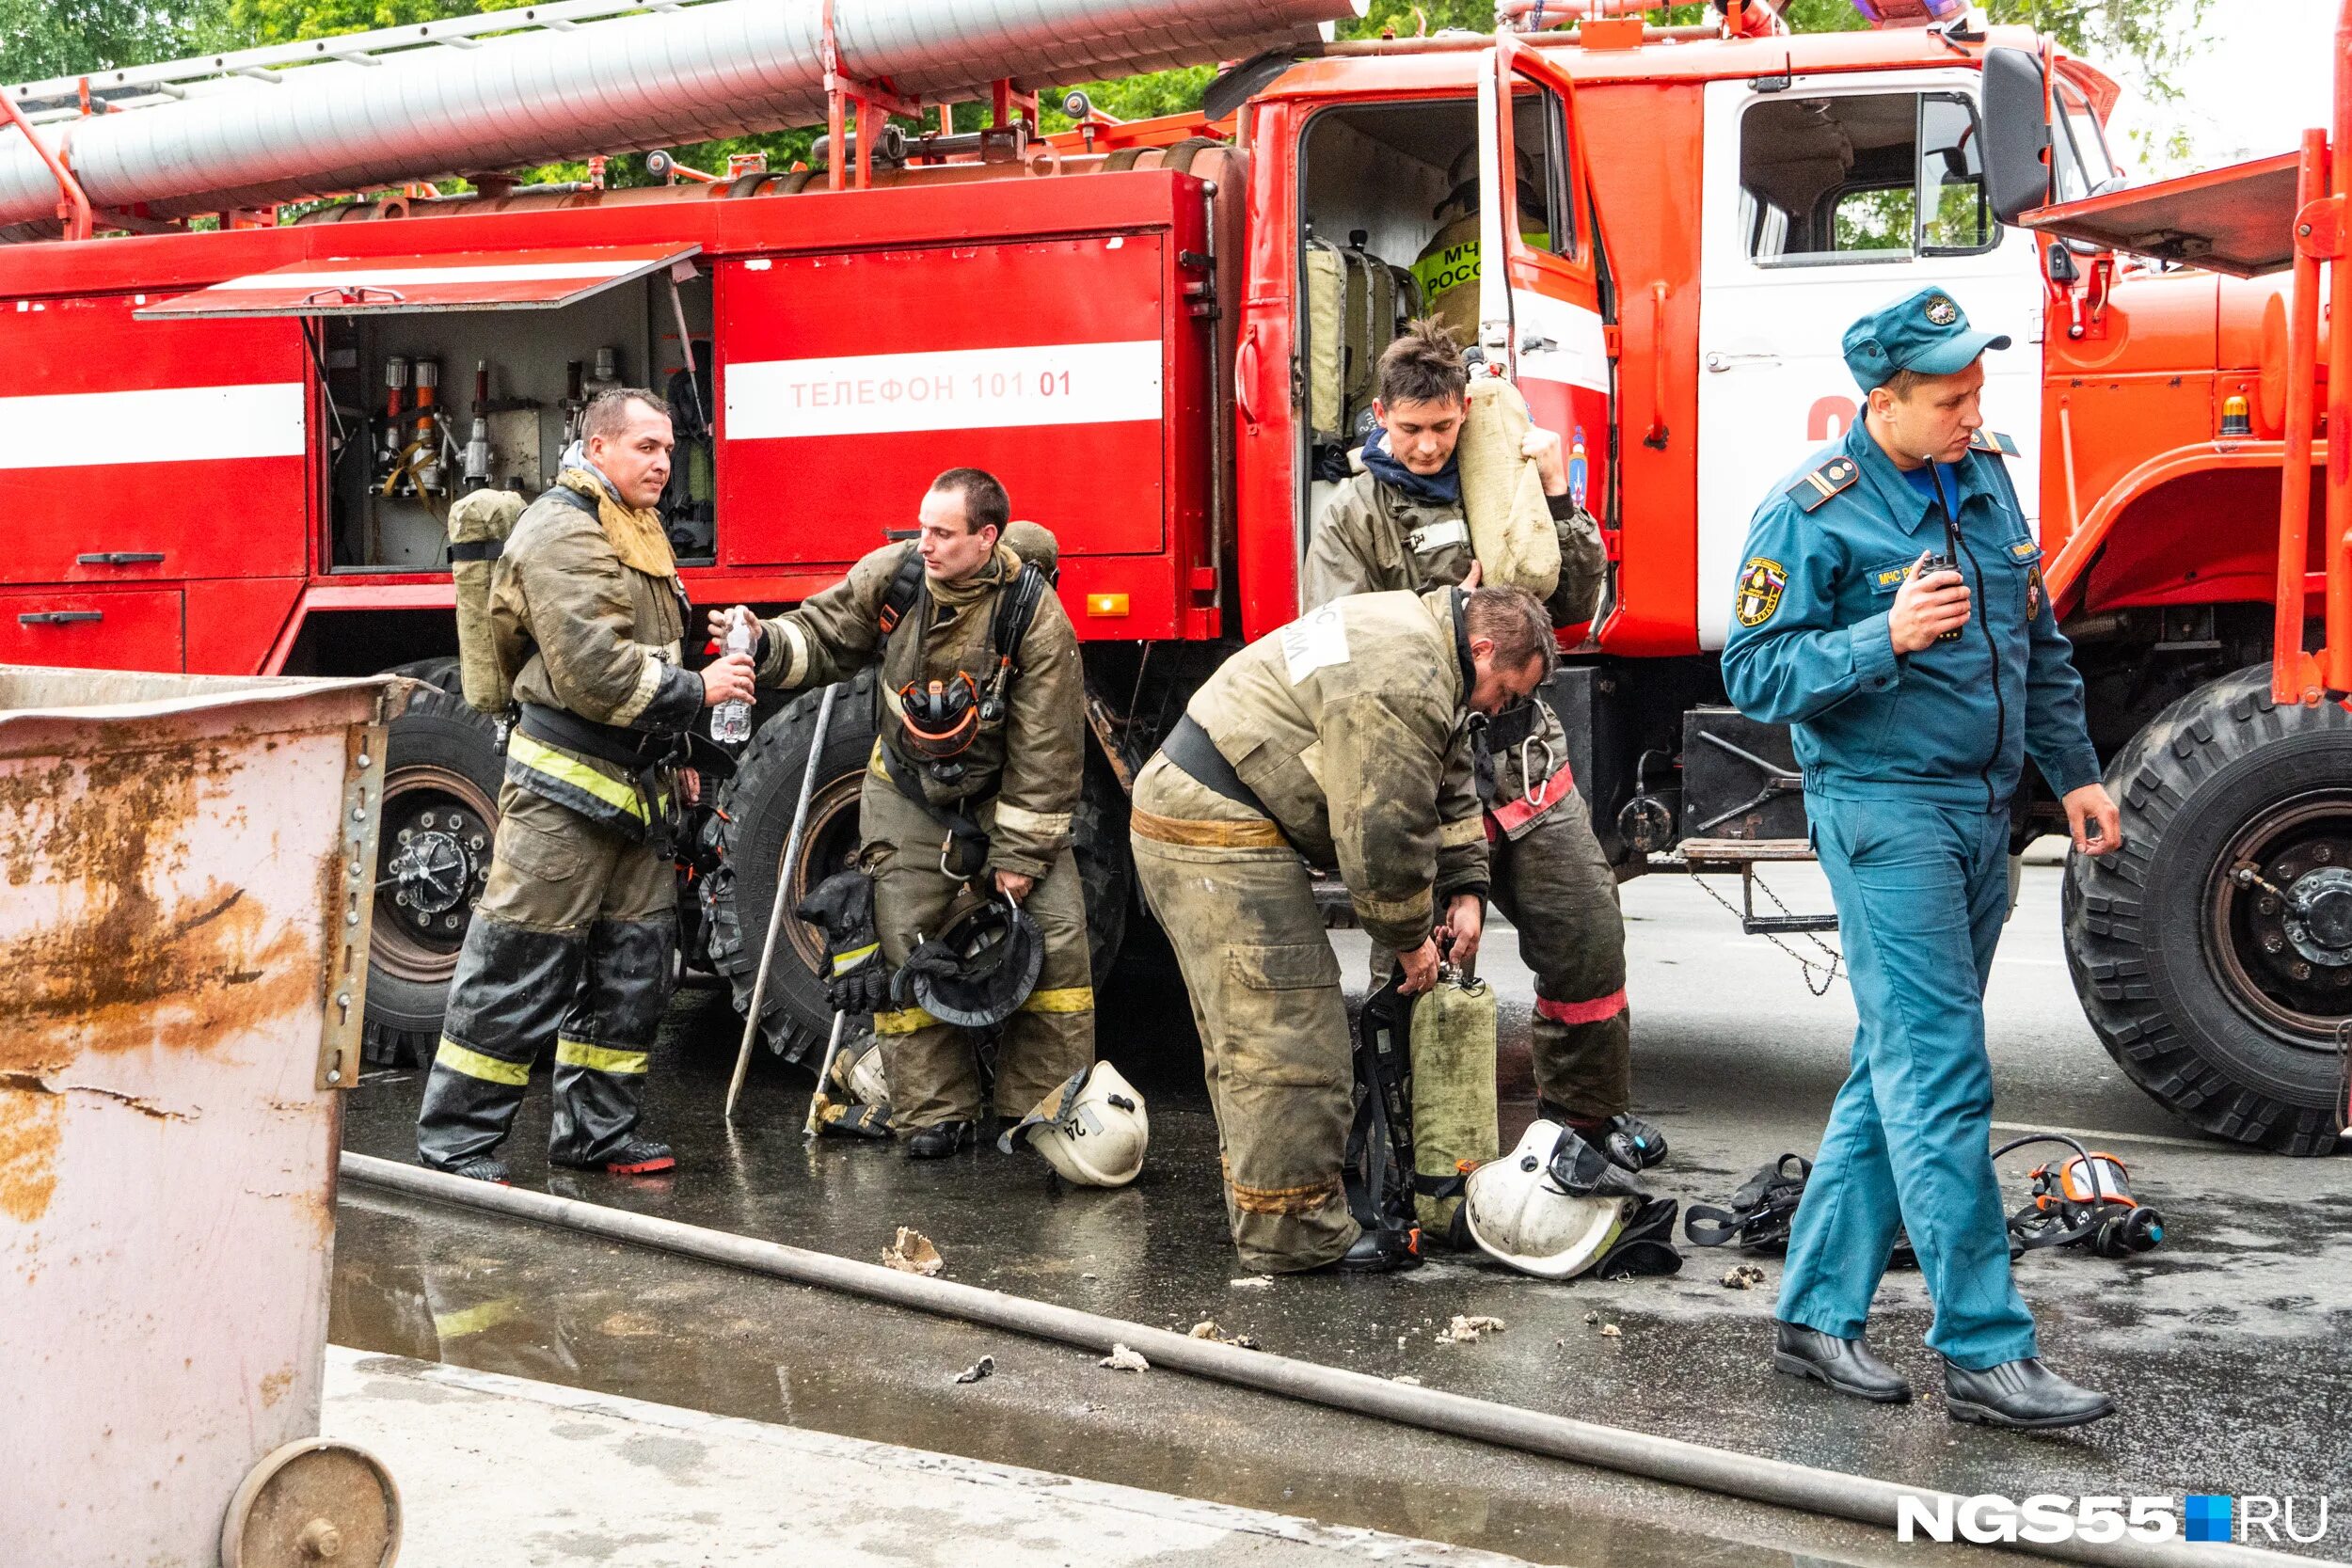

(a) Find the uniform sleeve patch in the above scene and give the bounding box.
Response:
[1280,600,1353,685]
[2008,538,2040,561]
[1735,558,1788,628]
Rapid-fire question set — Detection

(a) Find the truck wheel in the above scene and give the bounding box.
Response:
[364,673,503,1069]
[707,673,1132,1062]
[2064,664,2352,1155]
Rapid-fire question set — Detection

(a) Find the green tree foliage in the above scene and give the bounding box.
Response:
[1,0,199,84]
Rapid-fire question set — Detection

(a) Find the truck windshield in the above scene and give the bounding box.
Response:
[2051,82,2122,201]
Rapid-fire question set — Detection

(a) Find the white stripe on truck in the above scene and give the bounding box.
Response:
[726,340,1164,440]
[0,382,307,470]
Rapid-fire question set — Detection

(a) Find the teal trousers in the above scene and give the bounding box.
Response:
[1775,795,2038,1370]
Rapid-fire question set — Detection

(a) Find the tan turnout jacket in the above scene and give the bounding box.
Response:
[755,540,1083,880]
[1176,588,1486,952]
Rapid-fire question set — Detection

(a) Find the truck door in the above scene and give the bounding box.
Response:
[1480,35,1613,531]
[1693,71,2043,648]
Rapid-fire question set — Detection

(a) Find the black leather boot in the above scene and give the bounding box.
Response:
[553,1136,675,1175]
[1772,1321,1913,1403]
[1322,1226,1422,1274]
[904,1119,979,1160]
[1943,1357,2115,1430]
[439,1153,510,1185]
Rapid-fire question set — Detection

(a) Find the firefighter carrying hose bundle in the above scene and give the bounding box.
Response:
[1130,584,1556,1274]
[714,470,1093,1159]
[416,388,756,1183]
[1303,321,1664,1176]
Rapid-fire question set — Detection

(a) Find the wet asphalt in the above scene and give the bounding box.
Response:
[333,861,2352,1566]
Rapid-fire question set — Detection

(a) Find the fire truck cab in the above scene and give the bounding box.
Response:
[4,8,2345,1156]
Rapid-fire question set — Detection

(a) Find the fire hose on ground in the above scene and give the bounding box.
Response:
[341,1153,2300,1568]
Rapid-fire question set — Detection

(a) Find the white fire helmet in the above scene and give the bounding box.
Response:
[1000,1061,1148,1187]
[829,1031,891,1107]
[1463,1120,1639,1279]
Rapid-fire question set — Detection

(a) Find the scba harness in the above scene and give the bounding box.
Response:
[874,542,1055,883]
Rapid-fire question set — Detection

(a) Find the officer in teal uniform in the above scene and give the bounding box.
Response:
[1723,288,2125,1431]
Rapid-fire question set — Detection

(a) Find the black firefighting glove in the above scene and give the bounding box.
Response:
[796,870,889,1015]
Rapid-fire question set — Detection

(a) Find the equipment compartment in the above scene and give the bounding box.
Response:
[315,267,715,573]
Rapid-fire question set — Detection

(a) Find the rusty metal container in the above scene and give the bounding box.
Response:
[0,665,405,1568]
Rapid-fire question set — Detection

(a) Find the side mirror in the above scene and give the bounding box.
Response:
[1979,47,2052,226]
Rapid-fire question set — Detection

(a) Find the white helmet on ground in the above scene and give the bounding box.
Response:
[830,1031,890,1107]
[1463,1120,1643,1279]
[1000,1061,1149,1187]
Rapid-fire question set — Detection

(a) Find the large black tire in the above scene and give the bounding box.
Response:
[706,673,1133,1062]
[364,664,505,1068]
[2065,664,2352,1155]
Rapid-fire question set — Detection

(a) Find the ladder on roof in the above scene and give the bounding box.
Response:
[5,0,727,125]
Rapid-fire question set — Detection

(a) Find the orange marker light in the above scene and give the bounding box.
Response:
[1088,594,1131,617]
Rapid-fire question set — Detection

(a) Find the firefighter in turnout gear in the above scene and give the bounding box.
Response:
[1130,584,1556,1273]
[1723,289,2123,1430]
[417,388,756,1182]
[1302,321,1663,1174]
[719,470,1091,1158]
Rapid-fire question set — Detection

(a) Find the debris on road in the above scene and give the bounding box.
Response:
[882,1227,944,1276]
[1721,1263,1767,1291]
[1099,1344,1150,1372]
[1392,1375,1423,1386]
[1582,1309,1600,1324]
[952,1355,994,1385]
[1188,1321,1261,1350]
[1436,1315,1506,1344]
[1230,1276,1275,1291]
[1598,1323,1622,1339]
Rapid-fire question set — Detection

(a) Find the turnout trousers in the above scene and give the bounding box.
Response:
[1490,783,1632,1119]
[860,774,1093,1132]
[1130,754,1359,1274]
[417,783,677,1170]
[1774,795,2038,1370]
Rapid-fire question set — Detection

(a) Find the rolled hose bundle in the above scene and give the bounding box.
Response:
[447,487,524,715]
[1457,376,1561,599]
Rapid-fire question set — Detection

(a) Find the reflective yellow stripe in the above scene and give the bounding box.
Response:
[1355,890,1432,924]
[1439,815,1485,847]
[1021,986,1095,1015]
[832,942,879,974]
[874,1005,939,1036]
[555,1037,650,1075]
[506,731,650,822]
[994,802,1073,837]
[435,1037,531,1086]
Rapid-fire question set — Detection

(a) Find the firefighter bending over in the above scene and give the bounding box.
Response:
[417,388,755,1182]
[716,469,1092,1158]
[1129,585,1555,1273]
[1303,320,1664,1175]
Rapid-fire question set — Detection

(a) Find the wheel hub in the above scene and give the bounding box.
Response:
[2211,797,2352,1033]
[2285,866,2352,964]
[389,821,475,919]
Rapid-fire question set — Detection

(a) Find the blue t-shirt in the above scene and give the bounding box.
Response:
[1901,460,1962,520]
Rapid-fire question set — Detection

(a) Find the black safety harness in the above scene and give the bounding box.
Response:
[873,541,1054,884]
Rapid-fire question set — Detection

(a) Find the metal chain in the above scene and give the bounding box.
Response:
[1690,869,1846,997]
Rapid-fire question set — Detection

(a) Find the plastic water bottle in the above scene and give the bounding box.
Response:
[711,609,755,748]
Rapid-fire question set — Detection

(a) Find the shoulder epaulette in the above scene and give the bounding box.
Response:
[1784,455,1860,514]
[1968,429,2021,458]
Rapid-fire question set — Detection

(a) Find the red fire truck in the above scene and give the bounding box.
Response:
[3,0,2344,1153]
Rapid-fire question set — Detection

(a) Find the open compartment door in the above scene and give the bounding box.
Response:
[2022,153,2301,277]
[135,244,702,318]
[1483,34,1613,521]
